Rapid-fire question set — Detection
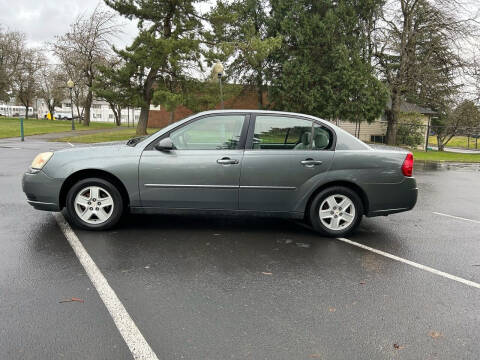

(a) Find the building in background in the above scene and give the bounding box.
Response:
[331,99,436,144]
[34,98,150,126]
[0,104,34,117]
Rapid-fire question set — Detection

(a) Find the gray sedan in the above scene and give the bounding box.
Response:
[22,110,417,236]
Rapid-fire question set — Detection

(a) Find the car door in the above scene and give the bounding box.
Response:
[239,114,335,212]
[139,113,249,209]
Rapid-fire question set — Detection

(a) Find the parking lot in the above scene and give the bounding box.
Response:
[1,137,479,360]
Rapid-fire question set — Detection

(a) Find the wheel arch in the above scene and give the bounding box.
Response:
[304,180,369,220]
[59,169,130,210]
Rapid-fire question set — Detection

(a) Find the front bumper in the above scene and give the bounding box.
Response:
[22,170,62,211]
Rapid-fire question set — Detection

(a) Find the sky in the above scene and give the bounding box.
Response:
[0,0,139,51]
[1,0,478,96]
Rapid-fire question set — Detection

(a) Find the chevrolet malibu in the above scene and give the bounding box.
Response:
[22,110,417,236]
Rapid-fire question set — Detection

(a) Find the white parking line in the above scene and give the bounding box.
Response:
[67,142,75,147]
[336,237,480,289]
[53,213,159,360]
[433,212,480,224]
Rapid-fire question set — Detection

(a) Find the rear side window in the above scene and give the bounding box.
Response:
[253,115,333,150]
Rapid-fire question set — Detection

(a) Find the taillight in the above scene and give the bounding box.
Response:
[401,153,414,177]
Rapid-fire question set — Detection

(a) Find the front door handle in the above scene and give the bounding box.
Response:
[217,157,239,165]
[301,159,322,167]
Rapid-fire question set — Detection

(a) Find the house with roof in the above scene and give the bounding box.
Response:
[329,99,437,144]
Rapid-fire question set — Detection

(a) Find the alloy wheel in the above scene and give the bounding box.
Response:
[74,186,115,225]
[318,194,356,231]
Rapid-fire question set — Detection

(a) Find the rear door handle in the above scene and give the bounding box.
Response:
[217,157,239,165]
[301,159,322,167]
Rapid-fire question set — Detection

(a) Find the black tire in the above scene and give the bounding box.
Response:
[65,177,123,230]
[309,186,363,237]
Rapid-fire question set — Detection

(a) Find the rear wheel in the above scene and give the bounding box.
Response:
[66,178,123,230]
[309,186,363,237]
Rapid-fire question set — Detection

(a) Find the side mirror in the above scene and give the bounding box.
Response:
[155,137,174,151]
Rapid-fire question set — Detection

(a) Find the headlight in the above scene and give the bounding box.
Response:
[31,152,54,170]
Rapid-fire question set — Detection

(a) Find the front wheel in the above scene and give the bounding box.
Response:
[309,186,363,237]
[65,178,123,230]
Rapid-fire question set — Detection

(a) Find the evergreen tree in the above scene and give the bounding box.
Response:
[104,0,204,135]
[207,0,282,109]
[268,0,387,127]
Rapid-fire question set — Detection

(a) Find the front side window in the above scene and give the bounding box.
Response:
[253,115,333,150]
[170,115,245,150]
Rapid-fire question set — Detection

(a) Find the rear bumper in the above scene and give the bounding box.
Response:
[22,170,62,211]
[365,177,418,217]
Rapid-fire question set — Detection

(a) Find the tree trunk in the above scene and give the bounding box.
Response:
[84,89,92,126]
[25,105,29,119]
[116,105,121,126]
[109,103,121,126]
[437,135,444,151]
[169,110,174,124]
[136,67,157,135]
[386,90,400,145]
[76,103,81,122]
[137,103,150,135]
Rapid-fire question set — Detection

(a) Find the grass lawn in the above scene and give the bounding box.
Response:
[0,117,121,139]
[413,150,480,163]
[54,128,158,143]
[428,135,480,149]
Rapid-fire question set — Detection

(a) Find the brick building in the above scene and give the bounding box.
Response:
[148,88,267,128]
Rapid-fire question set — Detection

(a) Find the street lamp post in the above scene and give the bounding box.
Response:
[212,62,224,110]
[218,73,224,110]
[67,79,75,131]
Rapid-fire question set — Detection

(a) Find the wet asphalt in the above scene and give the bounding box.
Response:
[1,138,479,360]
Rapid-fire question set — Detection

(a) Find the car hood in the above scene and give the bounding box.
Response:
[54,141,128,154]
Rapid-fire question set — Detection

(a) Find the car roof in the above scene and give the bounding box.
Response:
[195,109,343,133]
[195,109,324,120]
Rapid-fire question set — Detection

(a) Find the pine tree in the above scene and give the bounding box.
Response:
[267,0,387,127]
[104,0,204,135]
[207,0,282,109]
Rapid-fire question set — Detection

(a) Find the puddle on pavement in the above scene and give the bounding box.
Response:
[415,161,480,172]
